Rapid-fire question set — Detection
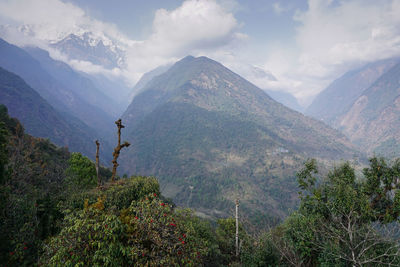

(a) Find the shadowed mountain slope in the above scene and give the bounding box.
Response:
[0,67,111,162]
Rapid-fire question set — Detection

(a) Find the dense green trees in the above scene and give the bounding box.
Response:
[2,104,400,266]
[65,152,97,189]
[41,178,210,266]
[0,106,10,264]
[0,105,70,265]
[272,158,400,266]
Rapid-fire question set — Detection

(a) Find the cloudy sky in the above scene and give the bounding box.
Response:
[0,0,400,106]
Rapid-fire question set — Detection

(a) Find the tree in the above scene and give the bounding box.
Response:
[41,186,209,266]
[279,159,400,266]
[0,107,10,264]
[111,119,130,182]
[65,152,97,189]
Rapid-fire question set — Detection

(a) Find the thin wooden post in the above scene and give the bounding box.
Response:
[95,140,100,187]
[235,198,239,258]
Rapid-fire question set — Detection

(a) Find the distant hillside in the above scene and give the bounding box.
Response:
[24,46,120,118]
[306,58,399,124]
[0,38,114,142]
[337,61,400,157]
[128,64,172,101]
[265,89,304,113]
[0,67,111,162]
[120,56,359,224]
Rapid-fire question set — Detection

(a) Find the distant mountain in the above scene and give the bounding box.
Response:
[265,89,304,113]
[0,67,111,162]
[24,46,120,117]
[128,64,172,101]
[337,61,400,157]
[306,58,399,124]
[50,32,125,69]
[120,56,359,224]
[0,38,115,141]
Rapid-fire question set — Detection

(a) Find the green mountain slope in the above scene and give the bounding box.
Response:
[120,56,359,224]
[338,61,400,157]
[0,67,111,162]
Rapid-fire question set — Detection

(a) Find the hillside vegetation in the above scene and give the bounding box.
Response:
[1,107,399,266]
[120,56,360,224]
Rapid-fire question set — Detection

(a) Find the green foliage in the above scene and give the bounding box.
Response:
[121,195,205,266]
[41,207,128,267]
[214,218,248,265]
[42,190,209,266]
[244,233,279,267]
[297,158,318,193]
[363,157,400,222]
[0,106,10,264]
[278,158,400,266]
[64,176,160,212]
[0,106,71,266]
[175,209,222,266]
[66,152,97,189]
[0,110,8,184]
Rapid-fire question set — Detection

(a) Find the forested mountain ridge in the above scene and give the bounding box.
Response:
[1,104,399,266]
[24,46,121,117]
[0,38,115,143]
[120,56,360,224]
[0,67,112,162]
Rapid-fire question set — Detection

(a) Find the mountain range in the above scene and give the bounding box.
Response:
[306,58,399,124]
[119,55,359,223]
[0,38,117,140]
[0,38,114,162]
[307,57,400,157]
[50,32,126,70]
[5,33,400,225]
[24,46,120,118]
[0,66,110,161]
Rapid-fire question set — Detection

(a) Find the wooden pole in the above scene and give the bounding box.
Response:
[95,140,100,187]
[235,198,239,258]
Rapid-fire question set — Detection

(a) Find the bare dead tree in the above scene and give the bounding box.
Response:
[111,119,130,182]
[95,140,100,187]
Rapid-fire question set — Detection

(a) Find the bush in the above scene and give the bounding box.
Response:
[41,182,209,266]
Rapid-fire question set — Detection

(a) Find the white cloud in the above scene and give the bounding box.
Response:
[259,0,400,105]
[0,0,245,88]
[0,0,133,84]
[124,0,243,80]
[272,2,285,15]
[0,0,129,43]
[296,0,400,67]
[2,0,399,106]
[152,0,238,51]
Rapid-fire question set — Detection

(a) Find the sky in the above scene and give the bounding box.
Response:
[0,0,400,106]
